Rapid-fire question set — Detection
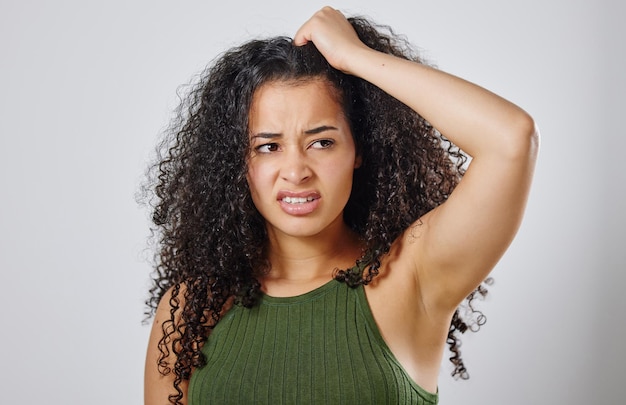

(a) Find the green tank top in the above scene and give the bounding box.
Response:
[188,279,438,404]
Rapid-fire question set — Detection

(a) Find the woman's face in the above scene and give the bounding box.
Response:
[246,78,360,239]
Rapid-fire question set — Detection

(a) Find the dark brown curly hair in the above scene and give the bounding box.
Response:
[144,16,491,404]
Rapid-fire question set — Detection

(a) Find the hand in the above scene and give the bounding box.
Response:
[293,6,369,74]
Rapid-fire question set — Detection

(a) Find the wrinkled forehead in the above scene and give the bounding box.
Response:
[249,76,345,119]
[251,77,348,126]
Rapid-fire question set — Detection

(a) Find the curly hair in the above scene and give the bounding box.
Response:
[144,16,490,404]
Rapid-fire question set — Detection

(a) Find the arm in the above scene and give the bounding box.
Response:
[295,7,539,311]
[145,288,188,405]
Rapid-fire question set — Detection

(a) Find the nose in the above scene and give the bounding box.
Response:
[280,149,312,184]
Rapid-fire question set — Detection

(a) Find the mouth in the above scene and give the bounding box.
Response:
[281,196,318,204]
[277,191,321,215]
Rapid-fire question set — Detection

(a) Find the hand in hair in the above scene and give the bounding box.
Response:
[293,6,369,74]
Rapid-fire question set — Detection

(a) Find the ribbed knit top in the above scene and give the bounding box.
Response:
[188,279,438,404]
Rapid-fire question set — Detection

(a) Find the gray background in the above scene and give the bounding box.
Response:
[1,0,623,403]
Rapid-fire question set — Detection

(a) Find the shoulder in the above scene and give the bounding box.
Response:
[145,285,188,404]
[144,284,232,404]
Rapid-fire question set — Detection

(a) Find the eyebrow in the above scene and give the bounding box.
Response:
[251,125,338,140]
[304,125,338,135]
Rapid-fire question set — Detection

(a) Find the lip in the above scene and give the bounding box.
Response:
[277,190,321,216]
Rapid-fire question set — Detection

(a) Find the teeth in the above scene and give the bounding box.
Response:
[282,196,315,204]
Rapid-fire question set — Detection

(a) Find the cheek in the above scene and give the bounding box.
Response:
[324,157,357,191]
[245,163,257,194]
[245,163,271,201]
[245,160,261,186]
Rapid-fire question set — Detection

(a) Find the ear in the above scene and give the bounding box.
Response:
[354,154,362,169]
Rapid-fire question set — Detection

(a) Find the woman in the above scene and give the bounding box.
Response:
[144,7,538,405]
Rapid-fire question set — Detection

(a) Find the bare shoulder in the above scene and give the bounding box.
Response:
[144,285,188,405]
[144,285,232,404]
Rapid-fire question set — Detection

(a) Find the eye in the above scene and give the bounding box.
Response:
[255,143,280,153]
[310,139,334,149]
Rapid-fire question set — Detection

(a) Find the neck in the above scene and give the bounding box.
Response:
[264,220,363,284]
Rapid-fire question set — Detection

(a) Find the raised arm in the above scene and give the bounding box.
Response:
[295,7,539,311]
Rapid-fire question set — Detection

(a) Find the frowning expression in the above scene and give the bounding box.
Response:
[246,78,360,239]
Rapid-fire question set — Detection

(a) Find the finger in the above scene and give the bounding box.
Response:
[293,12,317,46]
[292,25,310,46]
[293,6,339,46]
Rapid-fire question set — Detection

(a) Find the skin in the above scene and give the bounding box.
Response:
[294,7,538,391]
[246,79,363,297]
[145,6,539,403]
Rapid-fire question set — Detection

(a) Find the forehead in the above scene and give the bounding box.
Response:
[249,78,344,119]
